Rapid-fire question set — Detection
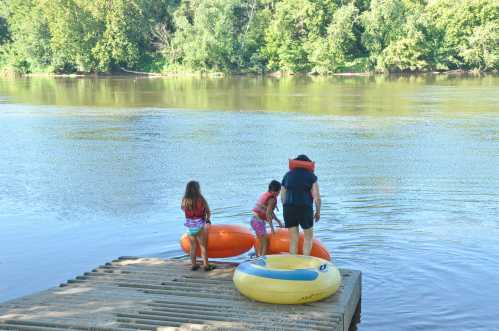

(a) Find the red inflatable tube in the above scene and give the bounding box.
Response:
[180,224,254,258]
[254,228,331,261]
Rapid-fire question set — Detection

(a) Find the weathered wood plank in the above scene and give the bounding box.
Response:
[0,257,361,331]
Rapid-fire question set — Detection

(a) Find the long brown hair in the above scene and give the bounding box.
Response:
[182,180,207,211]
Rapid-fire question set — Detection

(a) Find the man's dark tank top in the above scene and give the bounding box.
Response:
[282,168,317,207]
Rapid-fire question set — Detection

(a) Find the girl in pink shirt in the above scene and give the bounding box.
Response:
[181,181,215,271]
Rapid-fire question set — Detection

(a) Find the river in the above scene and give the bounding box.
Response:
[0,75,498,330]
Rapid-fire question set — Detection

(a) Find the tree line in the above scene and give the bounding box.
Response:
[0,0,497,75]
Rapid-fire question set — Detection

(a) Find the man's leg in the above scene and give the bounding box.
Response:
[284,204,300,254]
[303,227,313,256]
[301,206,315,256]
[289,226,299,254]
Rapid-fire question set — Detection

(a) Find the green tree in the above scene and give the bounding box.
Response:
[426,0,499,70]
[263,0,339,73]
[360,0,409,69]
[309,3,361,73]
[460,22,499,70]
[376,6,430,72]
[1,0,497,74]
[168,0,269,73]
[1,0,52,72]
[42,0,100,72]
[90,0,147,71]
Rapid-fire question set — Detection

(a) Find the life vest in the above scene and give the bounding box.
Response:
[184,199,206,219]
[252,191,278,221]
[289,159,315,172]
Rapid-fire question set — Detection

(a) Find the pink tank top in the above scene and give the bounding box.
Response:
[252,192,278,220]
[184,199,205,219]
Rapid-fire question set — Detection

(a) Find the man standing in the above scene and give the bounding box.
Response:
[281,155,321,256]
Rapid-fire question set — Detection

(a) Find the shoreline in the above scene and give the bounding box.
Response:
[3,68,496,79]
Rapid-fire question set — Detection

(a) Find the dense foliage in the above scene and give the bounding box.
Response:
[0,0,497,74]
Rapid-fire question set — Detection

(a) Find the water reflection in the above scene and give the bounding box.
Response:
[0,75,497,115]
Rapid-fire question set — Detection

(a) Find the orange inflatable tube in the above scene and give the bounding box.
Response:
[254,228,331,261]
[180,224,254,258]
[289,159,315,172]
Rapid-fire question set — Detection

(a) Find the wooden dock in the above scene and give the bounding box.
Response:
[0,257,361,331]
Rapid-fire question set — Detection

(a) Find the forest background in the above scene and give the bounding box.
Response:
[0,0,497,75]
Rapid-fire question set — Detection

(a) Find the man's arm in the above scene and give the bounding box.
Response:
[280,187,286,205]
[311,182,321,222]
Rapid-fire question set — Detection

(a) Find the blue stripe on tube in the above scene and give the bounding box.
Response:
[237,261,319,281]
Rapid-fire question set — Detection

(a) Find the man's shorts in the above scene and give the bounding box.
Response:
[283,205,314,230]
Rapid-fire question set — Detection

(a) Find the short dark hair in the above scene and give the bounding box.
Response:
[268,180,281,192]
[295,154,312,162]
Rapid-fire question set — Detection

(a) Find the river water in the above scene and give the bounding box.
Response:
[0,75,498,330]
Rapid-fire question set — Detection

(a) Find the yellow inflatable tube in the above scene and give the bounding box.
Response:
[233,254,341,304]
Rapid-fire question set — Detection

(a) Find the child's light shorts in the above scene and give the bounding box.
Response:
[250,216,267,237]
[184,218,205,236]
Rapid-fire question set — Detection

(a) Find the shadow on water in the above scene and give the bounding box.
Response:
[349,301,362,331]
